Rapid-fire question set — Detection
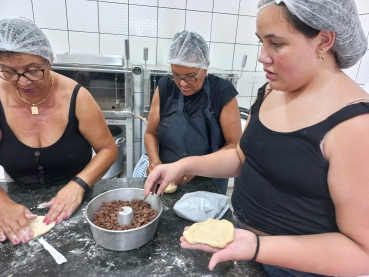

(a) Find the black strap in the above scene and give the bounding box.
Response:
[72,176,90,192]
[251,233,260,261]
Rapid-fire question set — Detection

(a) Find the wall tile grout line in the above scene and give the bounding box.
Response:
[208,0,215,53]
[127,1,130,38]
[354,33,369,82]
[64,0,71,53]
[30,0,35,23]
[156,0,159,65]
[184,0,187,30]
[97,1,101,55]
[231,0,242,72]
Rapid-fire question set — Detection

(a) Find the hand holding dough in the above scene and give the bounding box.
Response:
[183,218,234,248]
[28,216,55,239]
[164,182,177,194]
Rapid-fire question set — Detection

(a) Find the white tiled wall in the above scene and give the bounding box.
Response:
[0,0,368,109]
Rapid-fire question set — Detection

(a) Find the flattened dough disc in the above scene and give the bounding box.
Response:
[28,216,55,239]
[183,218,234,248]
[164,182,177,193]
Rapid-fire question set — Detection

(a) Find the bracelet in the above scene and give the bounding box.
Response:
[251,233,260,262]
[72,177,90,192]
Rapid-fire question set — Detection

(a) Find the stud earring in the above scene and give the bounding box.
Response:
[317,49,325,60]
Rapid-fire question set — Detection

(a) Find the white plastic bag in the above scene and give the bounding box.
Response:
[173,191,230,222]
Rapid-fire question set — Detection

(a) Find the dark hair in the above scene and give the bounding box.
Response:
[278,3,340,66]
[279,3,320,38]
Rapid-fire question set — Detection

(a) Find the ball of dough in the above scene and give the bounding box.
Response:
[164,182,177,194]
[28,216,55,239]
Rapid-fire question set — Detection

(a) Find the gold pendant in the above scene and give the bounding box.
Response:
[31,106,38,115]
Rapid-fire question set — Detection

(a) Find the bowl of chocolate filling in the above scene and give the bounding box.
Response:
[85,188,163,251]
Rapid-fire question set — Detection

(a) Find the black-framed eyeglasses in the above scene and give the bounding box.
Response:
[0,60,48,81]
[167,67,202,84]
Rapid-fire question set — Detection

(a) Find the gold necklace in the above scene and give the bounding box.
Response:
[16,74,54,115]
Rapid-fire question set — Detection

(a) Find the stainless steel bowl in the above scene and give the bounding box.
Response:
[85,188,162,251]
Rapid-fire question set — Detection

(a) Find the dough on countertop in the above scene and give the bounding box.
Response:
[183,218,234,248]
[164,182,177,194]
[28,216,55,239]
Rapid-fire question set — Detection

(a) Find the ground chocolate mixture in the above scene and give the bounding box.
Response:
[93,199,158,230]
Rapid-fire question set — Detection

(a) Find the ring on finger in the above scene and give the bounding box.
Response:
[183,176,187,181]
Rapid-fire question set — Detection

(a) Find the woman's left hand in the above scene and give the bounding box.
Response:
[42,182,85,225]
[180,226,258,270]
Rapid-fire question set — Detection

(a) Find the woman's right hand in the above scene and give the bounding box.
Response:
[144,162,183,198]
[146,159,162,176]
[0,199,37,244]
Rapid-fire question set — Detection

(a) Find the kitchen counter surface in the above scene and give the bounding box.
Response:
[0,177,268,277]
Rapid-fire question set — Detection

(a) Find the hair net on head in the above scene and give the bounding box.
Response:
[257,0,368,69]
[0,18,54,64]
[168,30,210,69]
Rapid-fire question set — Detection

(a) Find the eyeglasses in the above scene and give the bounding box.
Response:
[167,67,202,84]
[0,60,48,81]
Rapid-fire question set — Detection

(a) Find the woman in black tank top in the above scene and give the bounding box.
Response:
[144,1,369,276]
[0,18,118,246]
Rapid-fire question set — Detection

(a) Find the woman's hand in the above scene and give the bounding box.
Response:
[42,182,85,225]
[177,174,195,184]
[180,227,258,270]
[144,162,184,197]
[0,199,37,244]
[146,159,162,176]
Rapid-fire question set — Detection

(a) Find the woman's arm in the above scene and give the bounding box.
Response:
[218,97,242,150]
[75,87,118,184]
[182,113,369,275]
[44,86,118,224]
[143,108,253,197]
[144,87,162,175]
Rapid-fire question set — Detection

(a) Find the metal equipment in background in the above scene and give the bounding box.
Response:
[52,52,134,178]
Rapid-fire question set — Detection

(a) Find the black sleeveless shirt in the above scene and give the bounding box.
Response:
[157,74,238,139]
[0,84,92,187]
[232,83,369,235]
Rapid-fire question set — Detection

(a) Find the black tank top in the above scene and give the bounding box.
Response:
[0,84,92,187]
[232,83,369,235]
[157,74,238,139]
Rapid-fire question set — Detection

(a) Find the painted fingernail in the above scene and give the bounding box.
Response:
[43,217,47,223]
[55,219,59,225]
[158,193,162,198]
[63,214,69,220]
[46,220,51,225]
[13,239,20,245]
[28,233,33,238]
[23,238,28,243]
[0,236,6,241]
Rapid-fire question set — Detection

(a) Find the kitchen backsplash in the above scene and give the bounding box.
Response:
[0,0,368,108]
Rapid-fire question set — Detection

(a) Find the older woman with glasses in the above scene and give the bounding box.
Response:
[144,31,242,195]
[0,18,118,245]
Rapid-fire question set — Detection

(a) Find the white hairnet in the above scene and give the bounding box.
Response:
[168,30,210,69]
[257,0,368,69]
[0,18,54,64]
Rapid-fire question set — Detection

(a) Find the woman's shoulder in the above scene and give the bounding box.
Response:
[208,74,233,89]
[54,72,92,100]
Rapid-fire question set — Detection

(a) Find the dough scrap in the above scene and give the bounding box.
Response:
[183,218,234,248]
[28,216,55,239]
[164,182,177,194]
